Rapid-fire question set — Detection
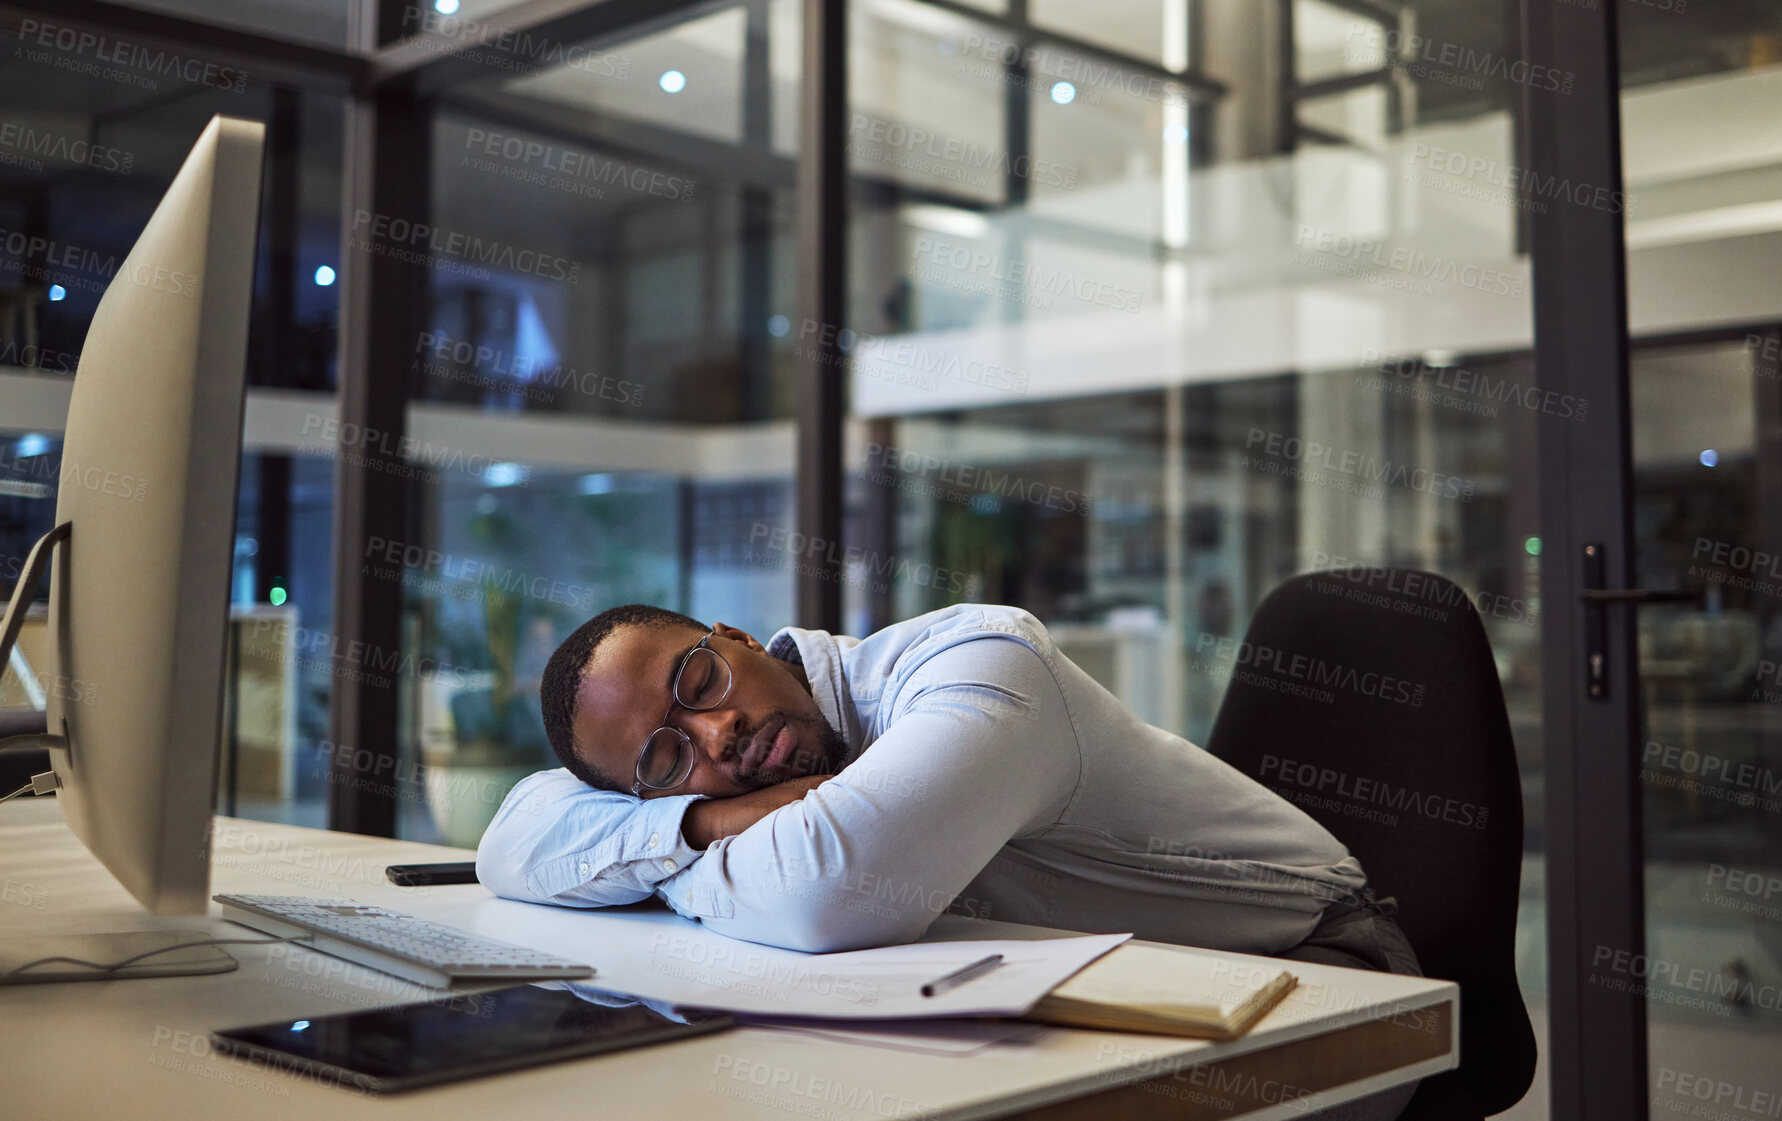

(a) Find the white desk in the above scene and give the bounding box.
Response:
[0,799,1457,1121]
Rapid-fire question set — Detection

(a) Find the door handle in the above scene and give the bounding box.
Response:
[1578,544,1704,700]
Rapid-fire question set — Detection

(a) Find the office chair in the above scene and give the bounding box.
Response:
[1206,568,1537,1120]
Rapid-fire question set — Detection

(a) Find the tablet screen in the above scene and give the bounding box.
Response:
[213,984,733,1092]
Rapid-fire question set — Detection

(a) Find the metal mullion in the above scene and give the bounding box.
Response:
[1293,121,1351,148]
[912,0,1227,104]
[739,0,774,423]
[445,83,1169,264]
[1290,67,1394,100]
[253,88,299,604]
[1001,0,1029,330]
[1272,0,1295,155]
[1003,0,1031,213]
[328,5,425,837]
[1754,331,1782,889]
[365,0,715,96]
[439,86,798,194]
[1311,0,1399,25]
[0,0,362,92]
[794,0,845,632]
[1524,0,1647,1118]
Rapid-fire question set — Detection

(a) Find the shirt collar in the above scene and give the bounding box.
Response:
[766,625,862,760]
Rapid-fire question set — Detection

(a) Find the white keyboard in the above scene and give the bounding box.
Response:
[214,894,595,990]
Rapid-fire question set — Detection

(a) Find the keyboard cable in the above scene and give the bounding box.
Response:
[2,934,316,982]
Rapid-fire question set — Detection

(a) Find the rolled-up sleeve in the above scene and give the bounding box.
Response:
[657,637,1081,952]
[476,769,707,907]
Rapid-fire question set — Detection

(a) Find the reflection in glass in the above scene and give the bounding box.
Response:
[1618,4,1782,1106]
[843,0,1548,1109]
[393,5,800,841]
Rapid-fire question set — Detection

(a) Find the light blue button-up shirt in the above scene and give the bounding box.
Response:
[477,605,1367,954]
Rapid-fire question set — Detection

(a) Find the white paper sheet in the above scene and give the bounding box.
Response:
[738,1016,1054,1056]
[450,896,1129,1019]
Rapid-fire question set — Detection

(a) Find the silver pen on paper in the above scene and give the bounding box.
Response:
[920,953,1006,998]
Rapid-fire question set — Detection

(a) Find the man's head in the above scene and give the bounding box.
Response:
[539,604,848,798]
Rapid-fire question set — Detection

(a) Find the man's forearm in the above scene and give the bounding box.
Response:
[681,775,832,849]
[476,772,707,908]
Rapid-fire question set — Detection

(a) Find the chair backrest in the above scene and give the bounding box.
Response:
[1206,567,1536,1116]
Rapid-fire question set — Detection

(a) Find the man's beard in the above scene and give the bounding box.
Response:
[734,708,849,790]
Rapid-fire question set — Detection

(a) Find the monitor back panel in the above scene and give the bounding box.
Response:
[47,115,265,914]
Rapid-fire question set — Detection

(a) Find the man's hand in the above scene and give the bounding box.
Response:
[682,774,833,849]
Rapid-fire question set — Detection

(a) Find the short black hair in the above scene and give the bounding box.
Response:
[541,604,704,793]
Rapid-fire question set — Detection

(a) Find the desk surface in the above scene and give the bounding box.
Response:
[0,799,1456,1121]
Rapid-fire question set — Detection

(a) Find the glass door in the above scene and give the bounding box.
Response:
[1628,335,1782,1116]
[1617,6,1782,1117]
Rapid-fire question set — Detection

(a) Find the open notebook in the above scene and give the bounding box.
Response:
[1022,943,1297,1040]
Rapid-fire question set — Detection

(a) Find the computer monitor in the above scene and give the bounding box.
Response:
[0,115,264,974]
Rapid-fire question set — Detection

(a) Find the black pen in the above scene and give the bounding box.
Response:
[920,953,1006,997]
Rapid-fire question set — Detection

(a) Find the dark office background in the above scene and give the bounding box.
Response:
[0,1,1778,1117]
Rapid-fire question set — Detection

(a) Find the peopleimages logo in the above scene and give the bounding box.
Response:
[1655,1069,1779,1117]
[1406,144,1633,216]
[0,121,133,174]
[795,318,1028,393]
[0,337,78,373]
[1292,226,1525,299]
[1191,631,1427,707]
[1346,23,1575,94]
[0,443,149,503]
[863,441,1088,514]
[1748,333,1781,377]
[415,331,645,407]
[1591,945,1782,1014]
[953,33,1194,109]
[1093,1040,1325,1111]
[1260,754,1491,829]
[911,237,1142,313]
[243,617,480,691]
[301,413,495,482]
[744,522,979,598]
[1310,551,1538,627]
[707,1055,936,1119]
[15,19,249,92]
[1245,428,1475,501]
[362,535,596,611]
[847,112,1078,189]
[1692,536,1782,581]
[400,6,631,79]
[1361,349,1588,422]
[0,227,199,298]
[461,127,692,202]
[650,933,880,1005]
[349,210,580,285]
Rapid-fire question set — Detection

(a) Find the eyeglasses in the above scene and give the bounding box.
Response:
[630,631,734,796]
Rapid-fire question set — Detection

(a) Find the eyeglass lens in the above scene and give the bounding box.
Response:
[674,646,731,710]
[638,646,733,789]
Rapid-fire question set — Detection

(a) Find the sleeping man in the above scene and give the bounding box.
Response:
[477,602,1422,1119]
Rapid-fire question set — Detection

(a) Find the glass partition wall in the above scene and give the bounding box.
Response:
[380,2,803,843]
[838,1,1549,1106]
[0,0,1774,1115]
[0,32,346,824]
[1615,3,1782,1111]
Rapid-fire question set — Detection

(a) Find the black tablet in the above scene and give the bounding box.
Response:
[211,984,734,1094]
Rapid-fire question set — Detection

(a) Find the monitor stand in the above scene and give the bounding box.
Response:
[0,520,70,758]
[1,522,237,984]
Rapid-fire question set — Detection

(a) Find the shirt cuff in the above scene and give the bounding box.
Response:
[620,792,706,879]
[656,841,735,922]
